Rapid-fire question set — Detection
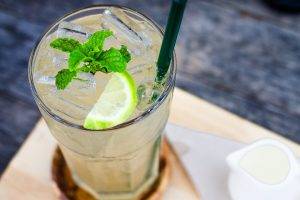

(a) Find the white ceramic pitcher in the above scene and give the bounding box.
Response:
[226,139,300,200]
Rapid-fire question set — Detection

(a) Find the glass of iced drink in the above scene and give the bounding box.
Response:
[28,5,176,200]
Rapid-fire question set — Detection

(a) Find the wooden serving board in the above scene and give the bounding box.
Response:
[0,88,300,200]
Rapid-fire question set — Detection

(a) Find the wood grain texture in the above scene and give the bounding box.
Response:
[170,89,300,155]
[0,88,300,200]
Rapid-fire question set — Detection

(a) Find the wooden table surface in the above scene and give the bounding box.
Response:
[0,88,299,200]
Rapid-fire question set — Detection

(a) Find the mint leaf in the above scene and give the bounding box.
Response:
[50,38,81,53]
[83,30,113,55]
[68,49,87,71]
[99,48,127,72]
[78,65,91,73]
[55,69,77,90]
[120,45,131,63]
[79,61,109,74]
[89,61,110,73]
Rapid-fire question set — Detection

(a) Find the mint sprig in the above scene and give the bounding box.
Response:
[50,30,131,90]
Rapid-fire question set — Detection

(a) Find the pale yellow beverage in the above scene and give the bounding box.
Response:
[29,5,176,200]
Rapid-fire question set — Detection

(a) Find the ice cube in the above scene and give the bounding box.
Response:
[52,53,67,69]
[41,22,94,71]
[47,72,96,102]
[74,72,96,89]
[53,21,99,69]
[127,51,156,75]
[37,36,67,70]
[101,9,152,55]
[136,83,155,110]
[36,76,55,85]
[136,84,149,110]
[128,63,145,75]
[47,89,91,122]
[103,36,122,50]
[43,72,98,122]
[57,21,94,42]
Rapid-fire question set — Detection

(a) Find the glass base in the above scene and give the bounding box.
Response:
[72,170,159,200]
[60,134,162,200]
[52,141,171,200]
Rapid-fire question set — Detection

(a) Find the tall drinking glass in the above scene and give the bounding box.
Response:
[28,5,176,200]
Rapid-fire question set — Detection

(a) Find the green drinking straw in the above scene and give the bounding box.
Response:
[156,0,188,83]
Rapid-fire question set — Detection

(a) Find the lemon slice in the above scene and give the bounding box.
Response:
[84,72,137,130]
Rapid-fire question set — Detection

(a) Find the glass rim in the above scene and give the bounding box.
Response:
[28,4,177,132]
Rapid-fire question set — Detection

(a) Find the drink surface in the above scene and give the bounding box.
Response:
[33,8,163,126]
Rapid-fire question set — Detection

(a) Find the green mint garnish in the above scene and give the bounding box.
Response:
[50,30,131,90]
[120,45,131,63]
[50,38,81,53]
[68,48,87,71]
[82,30,113,54]
[98,48,127,72]
[55,69,77,90]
